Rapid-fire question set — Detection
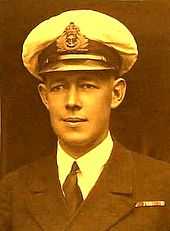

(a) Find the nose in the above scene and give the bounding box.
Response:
[65,85,81,111]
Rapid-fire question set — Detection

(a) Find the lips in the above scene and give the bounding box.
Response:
[63,117,87,122]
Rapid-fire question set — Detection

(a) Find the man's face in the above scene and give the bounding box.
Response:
[38,71,126,152]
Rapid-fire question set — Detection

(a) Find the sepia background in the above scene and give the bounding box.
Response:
[1,0,170,178]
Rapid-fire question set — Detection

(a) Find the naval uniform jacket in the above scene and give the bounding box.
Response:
[0,141,170,231]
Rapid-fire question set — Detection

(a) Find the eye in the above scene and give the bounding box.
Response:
[80,83,98,89]
[50,84,65,92]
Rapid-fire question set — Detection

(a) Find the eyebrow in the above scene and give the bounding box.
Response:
[48,78,66,84]
[45,71,109,86]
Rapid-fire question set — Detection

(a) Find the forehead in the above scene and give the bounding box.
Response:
[42,70,115,84]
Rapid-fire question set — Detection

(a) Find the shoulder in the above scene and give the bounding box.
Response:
[128,150,170,199]
[0,154,55,189]
[115,142,170,194]
[132,151,170,178]
[115,141,170,177]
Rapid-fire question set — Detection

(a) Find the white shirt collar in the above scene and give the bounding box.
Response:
[57,132,113,187]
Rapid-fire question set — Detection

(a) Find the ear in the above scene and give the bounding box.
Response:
[38,83,49,110]
[111,78,126,109]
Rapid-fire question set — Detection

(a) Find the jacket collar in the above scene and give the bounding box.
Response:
[26,154,70,230]
[26,141,135,231]
[65,141,135,231]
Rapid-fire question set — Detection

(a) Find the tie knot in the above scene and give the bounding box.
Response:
[71,161,80,175]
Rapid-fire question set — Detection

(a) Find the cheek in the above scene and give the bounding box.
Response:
[47,93,65,108]
[88,93,112,120]
[47,96,63,120]
[96,91,112,110]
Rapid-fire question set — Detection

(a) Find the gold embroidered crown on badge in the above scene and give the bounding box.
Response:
[56,22,89,52]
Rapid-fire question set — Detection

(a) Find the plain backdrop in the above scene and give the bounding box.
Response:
[1,0,170,177]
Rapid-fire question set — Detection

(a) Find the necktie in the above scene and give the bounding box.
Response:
[63,161,83,215]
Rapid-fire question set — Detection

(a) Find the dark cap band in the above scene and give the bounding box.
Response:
[38,39,122,74]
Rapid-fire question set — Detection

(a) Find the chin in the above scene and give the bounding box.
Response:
[58,132,95,147]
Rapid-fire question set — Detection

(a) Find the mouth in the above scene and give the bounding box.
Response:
[63,117,87,122]
[62,117,88,127]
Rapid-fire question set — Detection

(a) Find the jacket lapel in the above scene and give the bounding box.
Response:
[65,142,136,231]
[24,142,136,231]
[25,154,69,231]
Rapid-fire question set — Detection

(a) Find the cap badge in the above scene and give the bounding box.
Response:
[56,22,88,52]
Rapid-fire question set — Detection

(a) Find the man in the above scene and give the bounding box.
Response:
[0,9,170,231]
